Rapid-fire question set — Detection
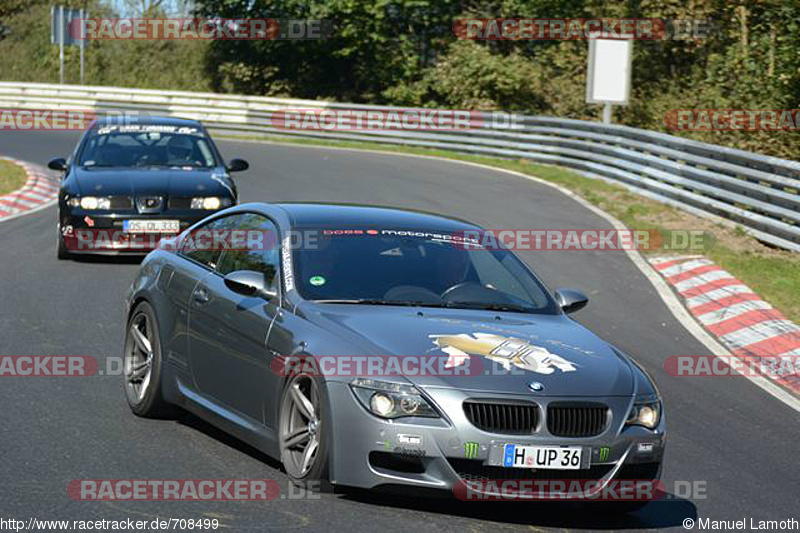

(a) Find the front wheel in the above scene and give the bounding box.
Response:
[278,373,329,486]
[123,301,175,418]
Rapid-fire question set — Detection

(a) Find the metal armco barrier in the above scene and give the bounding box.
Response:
[1,82,798,252]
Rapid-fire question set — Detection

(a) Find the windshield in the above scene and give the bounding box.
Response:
[293,229,558,314]
[78,124,217,168]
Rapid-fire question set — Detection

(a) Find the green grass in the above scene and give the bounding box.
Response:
[0,159,27,195]
[220,133,800,323]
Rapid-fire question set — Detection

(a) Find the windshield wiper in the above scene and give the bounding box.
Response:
[311,299,533,313]
[312,299,448,308]
[443,301,534,313]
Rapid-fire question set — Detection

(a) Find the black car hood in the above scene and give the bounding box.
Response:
[71,167,232,198]
[303,305,634,397]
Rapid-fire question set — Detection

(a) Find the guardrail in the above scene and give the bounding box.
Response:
[1,81,798,252]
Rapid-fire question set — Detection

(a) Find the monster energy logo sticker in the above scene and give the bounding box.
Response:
[598,446,610,462]
[464,442,480,459]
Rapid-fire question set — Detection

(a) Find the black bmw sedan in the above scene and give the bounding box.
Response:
[49,116,249,259]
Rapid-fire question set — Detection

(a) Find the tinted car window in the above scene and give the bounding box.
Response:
[179,217,226,270]
[79,125,216,168]
[217,214,280,290]
[293,230,557,313]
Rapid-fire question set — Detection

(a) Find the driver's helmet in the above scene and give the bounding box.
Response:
[166,135,194,163]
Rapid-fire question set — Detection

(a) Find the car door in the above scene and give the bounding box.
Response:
[167,216,227,371]
[187,213,282,424]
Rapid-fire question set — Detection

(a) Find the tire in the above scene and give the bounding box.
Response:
[278,373,330,488]
[123,301,175,418]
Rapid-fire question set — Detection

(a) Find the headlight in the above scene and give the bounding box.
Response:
[626,399,661,429]
[190,197,225,210]
[349,378,439,419]
[68,196,111,210]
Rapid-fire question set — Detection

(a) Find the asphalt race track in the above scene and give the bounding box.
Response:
[1,129,798,532]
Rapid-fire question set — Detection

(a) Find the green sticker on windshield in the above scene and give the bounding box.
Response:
[309,275,326,286]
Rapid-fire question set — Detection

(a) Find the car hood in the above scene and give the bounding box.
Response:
[302,305,634,397]
[71,167,232,198]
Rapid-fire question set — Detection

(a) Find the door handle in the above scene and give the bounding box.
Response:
[193,287,210,304]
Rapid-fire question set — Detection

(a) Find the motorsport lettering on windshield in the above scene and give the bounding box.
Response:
[320,228,482,246]
[96,124,203,135]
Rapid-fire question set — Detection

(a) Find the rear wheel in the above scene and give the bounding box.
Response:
[279,373,329,487]
[123,301,174,418]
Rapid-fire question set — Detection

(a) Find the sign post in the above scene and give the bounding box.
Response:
[586,39,633,124]
[50,6,84,84]
[79,9,86,84]
[59,6,64,84]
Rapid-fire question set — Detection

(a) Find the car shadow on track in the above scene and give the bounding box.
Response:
[175,411,286,472]
[175,411,696,530]
[338,487,697,530]
[68,255,144,265]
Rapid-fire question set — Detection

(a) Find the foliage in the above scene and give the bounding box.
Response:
[1,0,799,158]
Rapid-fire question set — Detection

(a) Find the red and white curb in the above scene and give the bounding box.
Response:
[650,255,800,395]
[0,157,59,221]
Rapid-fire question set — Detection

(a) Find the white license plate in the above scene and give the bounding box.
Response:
[502,444,583,470]
[123,220,180,234]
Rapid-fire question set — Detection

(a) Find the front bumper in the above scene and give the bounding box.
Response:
[326,382,665,499]
[59,209,211,255]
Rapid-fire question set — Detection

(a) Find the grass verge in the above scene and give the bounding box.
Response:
[0,159,27,196]
[219,133,800,323]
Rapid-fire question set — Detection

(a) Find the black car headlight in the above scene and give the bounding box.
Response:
[190,196,230,210]
[626,398,661,429]
[67,196,111,210]
[349,378,439,419]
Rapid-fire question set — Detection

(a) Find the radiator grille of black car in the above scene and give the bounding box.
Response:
[447,458,613,482]
[109,196,133,209]
[463,401,539,434]
[168,197,193,209]
[547,403,609,437]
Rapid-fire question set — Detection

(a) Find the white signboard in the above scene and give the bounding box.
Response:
[586,39,632,104]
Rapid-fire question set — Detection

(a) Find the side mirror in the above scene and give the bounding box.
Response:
[555,289,588,314]
[226,158,249,172]
[224,270,277,300]
[48,158,67,171]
